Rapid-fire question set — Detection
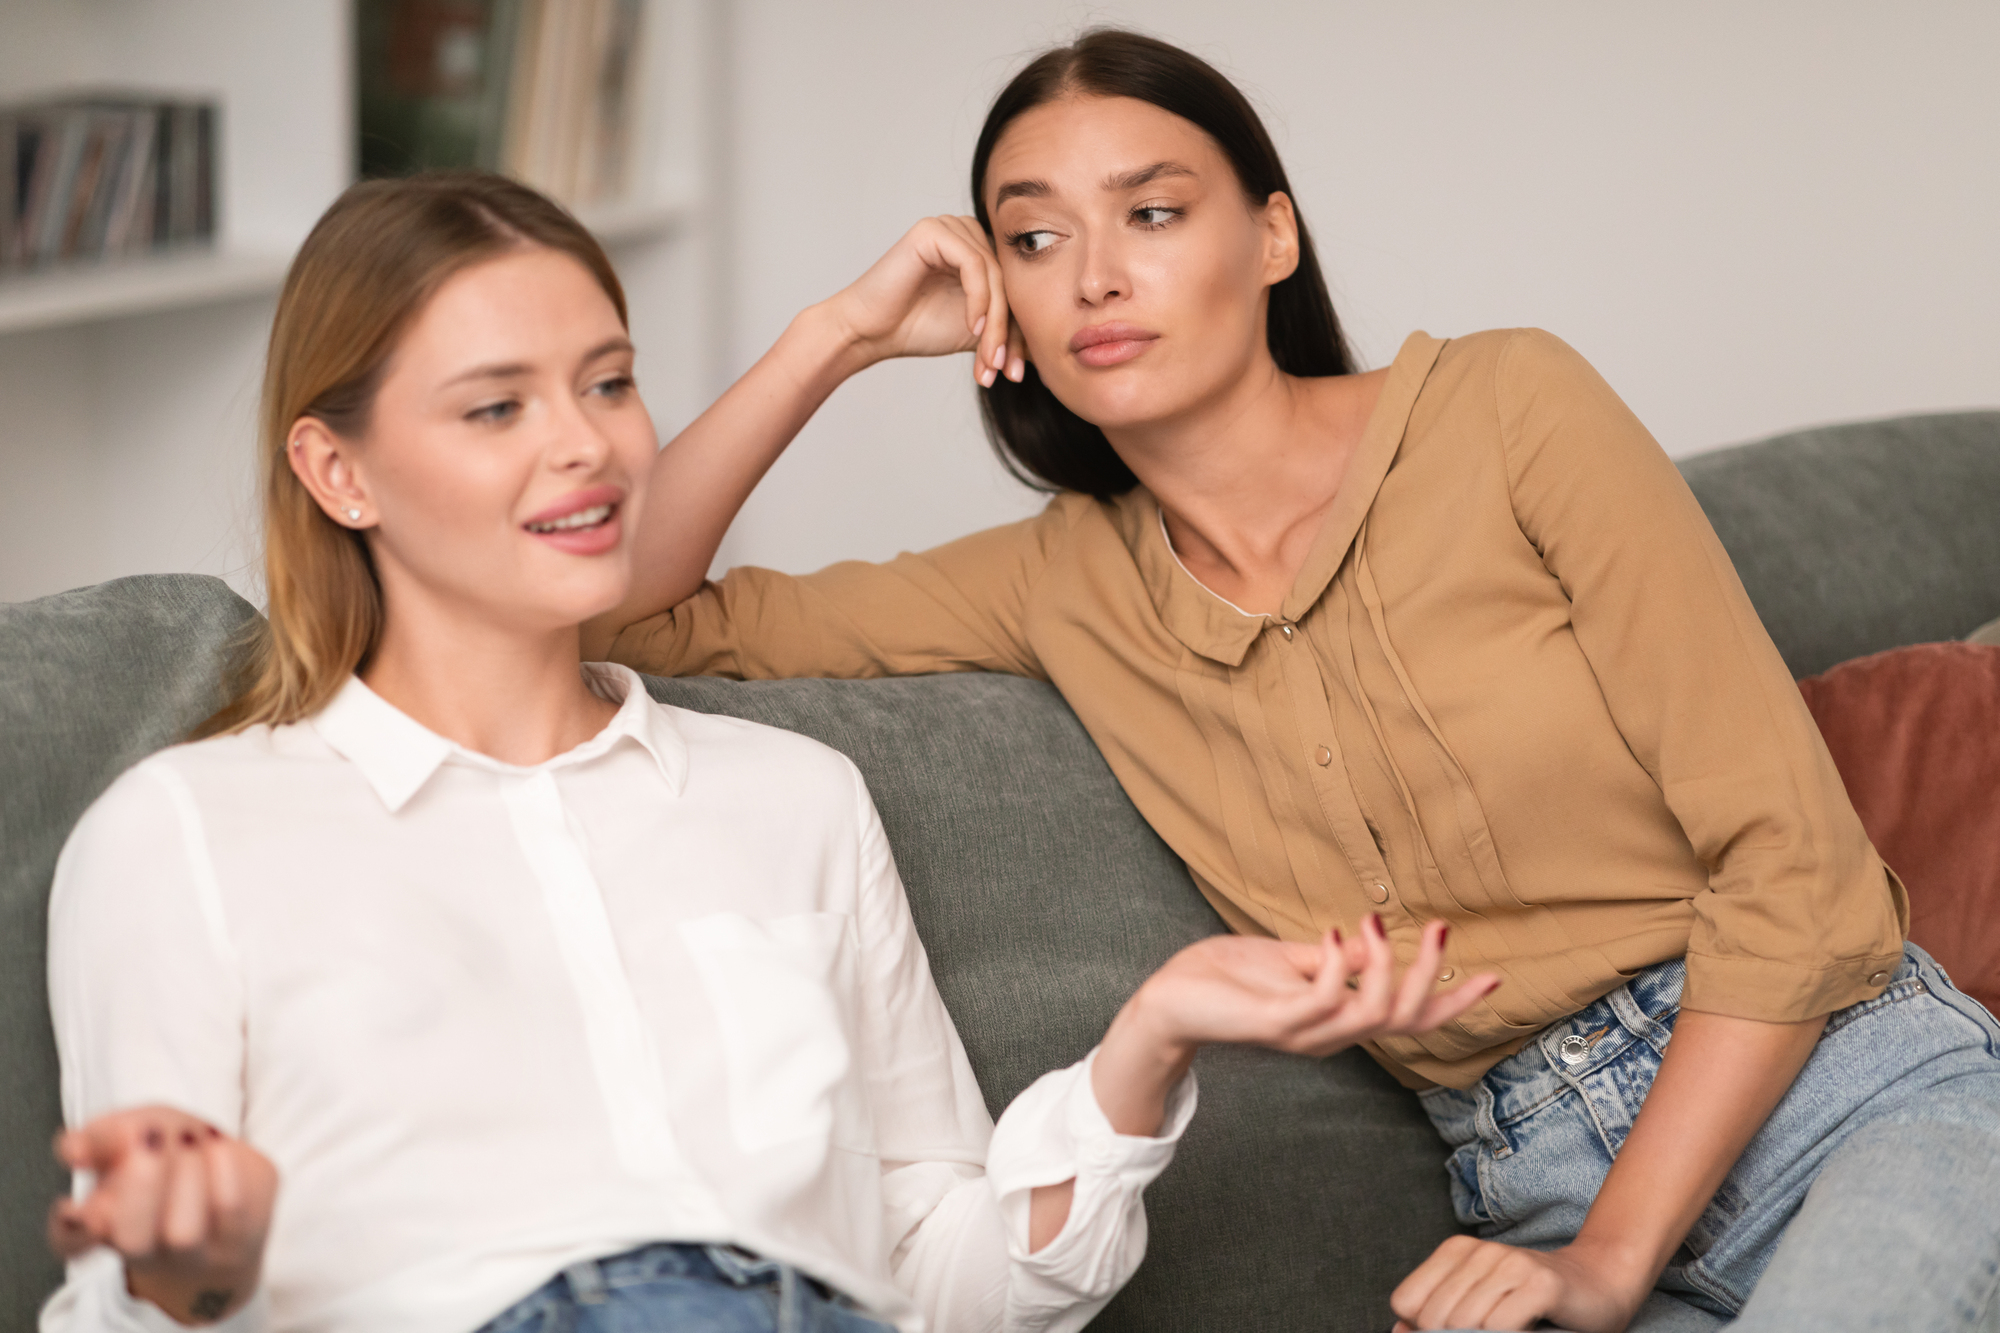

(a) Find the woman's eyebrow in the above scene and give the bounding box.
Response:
[441,338,634,388]
[993,177,1052,208]
[1104,161,1196,191]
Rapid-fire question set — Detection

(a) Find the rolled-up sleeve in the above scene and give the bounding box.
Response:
[844,764,1191,1332]
[607,497,1088,683]
[1494,328,1906,1022]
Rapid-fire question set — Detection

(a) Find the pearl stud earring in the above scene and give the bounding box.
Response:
[344,508,362,522]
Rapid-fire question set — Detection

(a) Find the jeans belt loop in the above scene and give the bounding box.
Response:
[563,1256,610,1306]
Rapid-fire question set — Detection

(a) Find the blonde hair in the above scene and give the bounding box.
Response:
[198,173,626,737]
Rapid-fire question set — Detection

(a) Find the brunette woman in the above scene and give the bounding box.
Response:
[594,28,2000,1333]
[41,173,1489,1333]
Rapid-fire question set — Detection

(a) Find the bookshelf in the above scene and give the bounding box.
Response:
[0,190,698,338]
[0,0,722,607]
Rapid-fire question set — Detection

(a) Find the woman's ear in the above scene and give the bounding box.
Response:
[287,417,374,529]
[1257,191,1301,287]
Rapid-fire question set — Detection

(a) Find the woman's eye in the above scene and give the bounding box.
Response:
[466,399,519,425]
[1132,205,1181,229]
[590,374,635,401]
[1008,229,1057,256]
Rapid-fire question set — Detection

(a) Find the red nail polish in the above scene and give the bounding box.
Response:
[179,1130,199,1148]
[205,1126,221,1139]
[1368,912,1383,936]
[1331,927,1343,944]
[142,1129,164,1152]
[1438,922,1451,946]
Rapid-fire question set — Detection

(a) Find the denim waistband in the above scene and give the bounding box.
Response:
[1422,956,1688,1145]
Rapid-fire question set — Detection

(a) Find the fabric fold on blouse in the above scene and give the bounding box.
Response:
[611,328,1907,1089]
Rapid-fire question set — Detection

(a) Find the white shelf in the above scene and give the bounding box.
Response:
[0,193,696,338]
[0,247,291,337]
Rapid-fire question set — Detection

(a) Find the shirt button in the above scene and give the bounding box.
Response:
[1279,623,1295,640]
[1314,745,1332,766]
[1867,970,1890,986]
[1369,882,1390,904]
[1437,967,1456,983]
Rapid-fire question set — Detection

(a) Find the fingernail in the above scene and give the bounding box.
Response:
[1437,922,1450,946]
[1007,356,1025,382]
[143,1129,164,1152]
[1368,912,1383,936]
[973,315,986,337]
[979,367,996,388]
[179,1130,199,1148]
[1331,927,1343,944]
[991,344,1008,369]
[205,1126,221,1139]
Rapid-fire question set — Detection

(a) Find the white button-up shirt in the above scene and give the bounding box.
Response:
[43,665,1193,1333]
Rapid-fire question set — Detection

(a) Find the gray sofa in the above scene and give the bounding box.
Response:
[3,410,1997,1331]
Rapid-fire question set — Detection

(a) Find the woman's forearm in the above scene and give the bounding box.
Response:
[582,302,872,659]
[1026,992,1195,1252]
[1570,1008,1826,1290]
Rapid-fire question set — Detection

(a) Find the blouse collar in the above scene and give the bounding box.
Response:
[1119,330,1447,667]
[311,661,689,813]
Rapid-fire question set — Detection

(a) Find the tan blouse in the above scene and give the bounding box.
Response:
[612,328,1907,1088]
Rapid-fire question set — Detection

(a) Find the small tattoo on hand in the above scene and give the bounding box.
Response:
[190,1290,233,1320]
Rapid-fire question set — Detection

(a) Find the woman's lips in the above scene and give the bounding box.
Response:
[523,484,623,555]
[1069,323,1159,368]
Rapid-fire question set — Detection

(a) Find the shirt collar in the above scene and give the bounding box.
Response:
[1119,330,1447,667]
[310,661,689,813]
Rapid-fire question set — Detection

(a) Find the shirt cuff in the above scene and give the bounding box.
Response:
[46,1249,267,1333]
[985,1046,1196,1285]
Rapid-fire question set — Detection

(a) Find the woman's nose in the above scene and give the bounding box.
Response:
[547,395,612,471]
[1076,235,1130,306]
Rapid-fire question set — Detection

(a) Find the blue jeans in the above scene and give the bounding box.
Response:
[473,1243,894,1333]
[1419,943,2000,1332]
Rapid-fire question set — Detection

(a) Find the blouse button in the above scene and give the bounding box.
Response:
[1279,623,1295,640]
[1867,970,1890,986]
[1437,967,1456,983]
[1314,745,1332,766]
[1369,883,1391,904]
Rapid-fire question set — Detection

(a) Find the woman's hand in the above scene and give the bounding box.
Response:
[1095,914,1499,1137]
[1027,915,1498,1252]
[1389,1234,1652,1333]
[48,1105,276,1326]
[819,215,1027,386]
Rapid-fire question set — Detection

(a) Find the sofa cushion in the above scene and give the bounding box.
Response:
[1798,643,2000,1013]
[1678,410,2000,678]
[0,574,261,1331]
[647,674,1462,1331]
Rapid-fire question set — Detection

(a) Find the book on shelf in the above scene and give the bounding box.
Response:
[1,95,216,276]
[358,0,646,211]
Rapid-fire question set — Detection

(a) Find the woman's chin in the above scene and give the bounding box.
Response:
[1049,369,1200,438]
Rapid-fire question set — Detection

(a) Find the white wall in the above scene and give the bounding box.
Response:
[711,0,2000,577]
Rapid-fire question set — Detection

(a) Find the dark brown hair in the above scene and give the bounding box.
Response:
[971,29,1355,499]
[200,172,625,736]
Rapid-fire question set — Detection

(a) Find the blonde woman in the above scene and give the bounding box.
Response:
[40,173,1489,1333]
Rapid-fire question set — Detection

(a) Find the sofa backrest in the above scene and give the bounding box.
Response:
[1681,409,2000,677]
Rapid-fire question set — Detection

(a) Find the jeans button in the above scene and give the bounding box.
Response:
[1557,1034,1590,1066]
[1867,970,1890,986]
